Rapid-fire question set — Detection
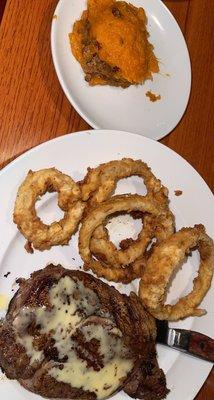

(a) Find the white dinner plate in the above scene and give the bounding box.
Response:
[0,130,213,400]
[51,0,191,140]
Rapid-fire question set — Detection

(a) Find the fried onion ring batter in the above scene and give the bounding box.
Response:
[79,194,168,283]
[81,158,174,268]
[81,158,168,206]
[139,225,214,321]
[14,168,85,251]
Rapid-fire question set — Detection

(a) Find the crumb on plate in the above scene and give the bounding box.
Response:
[174,190,183,196]
[146,90,161,102]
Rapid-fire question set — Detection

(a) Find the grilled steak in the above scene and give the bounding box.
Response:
[0,264,168,399]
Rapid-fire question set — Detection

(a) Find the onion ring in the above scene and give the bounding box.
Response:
[81,158,174,267]
[81,158,169,207]
[90,224,153,269]
[90,209,174,269]
[14,168,85,251]
[139,225,214,321]
[79,194,168,283]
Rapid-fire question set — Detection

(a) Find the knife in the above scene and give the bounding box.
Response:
[156,320,214,362]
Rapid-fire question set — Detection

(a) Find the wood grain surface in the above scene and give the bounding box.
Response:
[0,0,213,398]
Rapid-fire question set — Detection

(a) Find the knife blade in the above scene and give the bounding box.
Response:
[156,320,214,362]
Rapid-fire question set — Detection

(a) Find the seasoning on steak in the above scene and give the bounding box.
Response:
[0,264,169,399]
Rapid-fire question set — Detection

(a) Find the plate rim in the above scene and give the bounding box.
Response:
[50,0,192,141]
[0,129,213,400]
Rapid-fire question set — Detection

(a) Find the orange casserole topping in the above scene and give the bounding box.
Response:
[70,0,159,87]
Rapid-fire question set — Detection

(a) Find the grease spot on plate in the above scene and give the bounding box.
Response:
[0,294,9,310]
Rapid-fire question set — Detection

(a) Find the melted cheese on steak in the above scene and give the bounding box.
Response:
[13,276,134,399]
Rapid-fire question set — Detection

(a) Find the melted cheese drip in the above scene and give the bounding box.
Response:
[13,276,134,399]
[51,354,132,399]
[14,308,44,364]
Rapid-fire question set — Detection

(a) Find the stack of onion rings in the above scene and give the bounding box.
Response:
[139,225,214,321]
[13,168,85,251]
[14,159,174,282]
[12,159,214,321]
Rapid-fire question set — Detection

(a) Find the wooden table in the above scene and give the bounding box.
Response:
[0,0,213,398]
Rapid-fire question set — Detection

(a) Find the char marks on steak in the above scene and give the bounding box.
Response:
[0,264,168,399]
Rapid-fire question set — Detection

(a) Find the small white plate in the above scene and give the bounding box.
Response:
[51,0,191,140]
[0,130,213,400]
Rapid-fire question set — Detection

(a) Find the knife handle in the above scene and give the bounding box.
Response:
[187,331,214,362]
